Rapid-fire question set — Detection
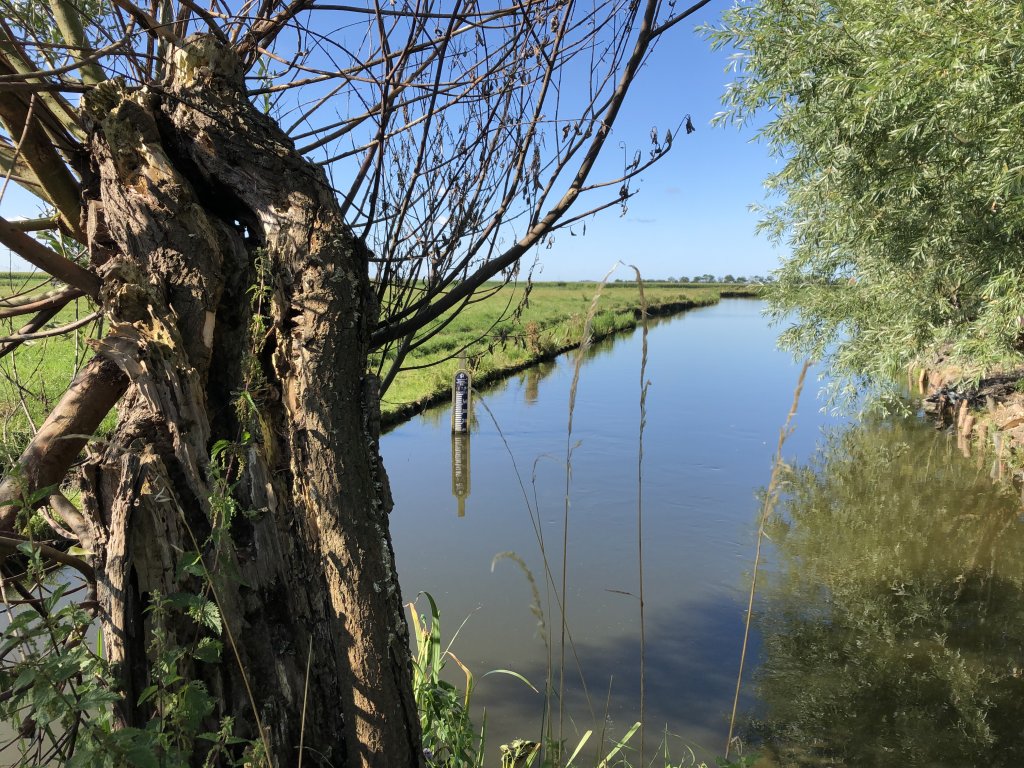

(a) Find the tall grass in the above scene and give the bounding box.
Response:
[628,266,650,767]
[411,268,760,767]
[725,360,810,760]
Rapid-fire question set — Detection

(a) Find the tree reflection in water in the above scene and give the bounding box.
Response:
[751,414,1024,767]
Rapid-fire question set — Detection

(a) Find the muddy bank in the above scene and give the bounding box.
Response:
[917,364,1024,485]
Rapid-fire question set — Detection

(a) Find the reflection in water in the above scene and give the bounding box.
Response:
[753,414,1024,766]
[451,433,471,517]
[386,300,849,759]
[390,301,1024,761]
[520,360,556,405]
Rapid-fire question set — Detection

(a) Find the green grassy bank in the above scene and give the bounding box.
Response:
[377,280,760,426]
[0,273,760,441]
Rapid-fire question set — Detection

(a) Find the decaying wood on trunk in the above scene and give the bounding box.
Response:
[68,37,420,765]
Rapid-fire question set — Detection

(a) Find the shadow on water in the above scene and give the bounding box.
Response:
[498,593,761,750]
[435,588,759,765]
[750,413,1024,767]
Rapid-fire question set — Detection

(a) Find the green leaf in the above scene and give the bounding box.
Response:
[188,598,222,635]
[176,552,206,579]
[138,684,159,706]
[177,681,215,730]
[125,745,160,768]
[191,637,222,663]
[210,439,234,462]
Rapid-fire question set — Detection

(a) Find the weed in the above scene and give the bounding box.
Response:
[0,446,269,767]
[409,592,487,767]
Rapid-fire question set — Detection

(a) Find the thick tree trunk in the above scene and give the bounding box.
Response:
[77,36,422,767]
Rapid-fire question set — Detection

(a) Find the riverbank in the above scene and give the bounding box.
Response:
[0,273,760,435]
[916,361,1024,483]
[378,282,760,428]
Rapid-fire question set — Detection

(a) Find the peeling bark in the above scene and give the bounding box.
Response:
[77,35,421,767]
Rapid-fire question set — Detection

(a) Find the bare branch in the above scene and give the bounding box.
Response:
[238,0,315,61]
[0,23,83,136]
[106,0,182,44]
[173,0,231,43]
[0,534,95,582]
[0,286,83,316]
[0,356,127,533]
[5,215,60,232]
[0,304,63,359]
[48,491,90,540]
[48,0,107,85]
[0,217,99,298]
[0,64,84,237]
[370,0,687,347]
[0,140,47,200]
[0,309,99,341]
[650,0,716,38]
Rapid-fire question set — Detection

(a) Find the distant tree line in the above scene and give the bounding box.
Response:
[612,274,775,284]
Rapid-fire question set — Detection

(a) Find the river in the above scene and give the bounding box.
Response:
[383,299,1024,766]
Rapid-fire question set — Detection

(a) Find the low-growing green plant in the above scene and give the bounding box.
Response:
[0,541,265,767]
[408,591,737,768]
[409,592,487,767]
[0,451,267,767]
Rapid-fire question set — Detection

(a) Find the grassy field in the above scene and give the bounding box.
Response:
[0,273,759,446]
[0,272,105,464]
[375,280,758,424]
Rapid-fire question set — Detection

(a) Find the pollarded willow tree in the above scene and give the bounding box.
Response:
[709,0,1024,394]
[0,0,710,765]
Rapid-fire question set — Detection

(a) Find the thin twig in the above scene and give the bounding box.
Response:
[725,359,811,758]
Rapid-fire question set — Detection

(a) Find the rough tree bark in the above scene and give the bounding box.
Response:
[74,35,421,766]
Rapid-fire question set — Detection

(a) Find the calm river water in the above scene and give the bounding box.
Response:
[383,299,1024,766]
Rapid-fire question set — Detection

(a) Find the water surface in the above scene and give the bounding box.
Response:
[383,299,1024,765]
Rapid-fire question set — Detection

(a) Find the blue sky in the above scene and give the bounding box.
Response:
[534,15,786,282]
[1,7,786,282]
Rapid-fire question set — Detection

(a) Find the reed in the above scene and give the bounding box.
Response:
[725,359,811,759]
[413,268,754,767]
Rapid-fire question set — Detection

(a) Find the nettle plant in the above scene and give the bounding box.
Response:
[0,446,264,767]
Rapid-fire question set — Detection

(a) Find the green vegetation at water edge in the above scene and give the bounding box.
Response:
[0,274,759,440]
[376,281,758,424]
[408,590,756,768]
[709,0,1024,396]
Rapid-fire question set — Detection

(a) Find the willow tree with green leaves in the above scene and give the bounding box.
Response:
[709,0,1024,390]
[0,0,710,764]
